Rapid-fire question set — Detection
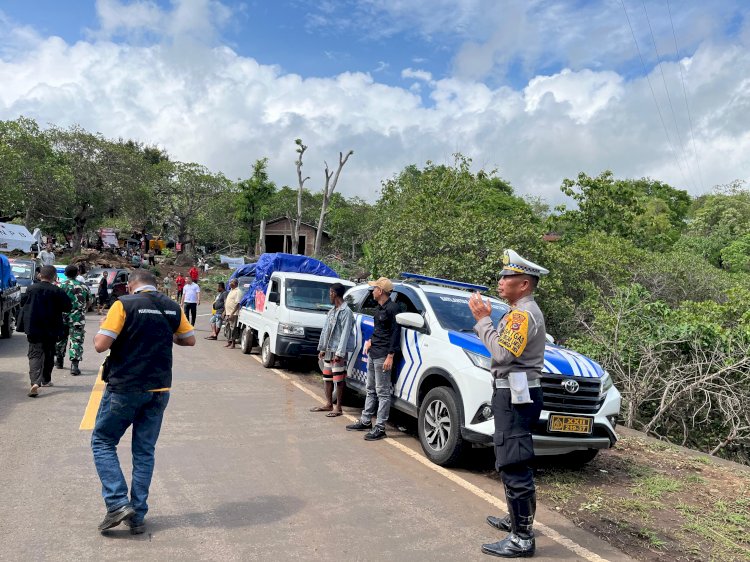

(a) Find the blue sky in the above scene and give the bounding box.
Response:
[1,0,749,201]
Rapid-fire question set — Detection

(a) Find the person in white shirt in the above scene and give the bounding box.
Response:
[39,244,55,267]
[180,277,200,326]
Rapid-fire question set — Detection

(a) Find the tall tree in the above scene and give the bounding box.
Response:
[235,158,276,254]
[314,148,353,256]
[157,162,231,256]
[0,117,71,227]
[291,138,309,254]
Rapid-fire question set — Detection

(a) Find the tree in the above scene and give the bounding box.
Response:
[366,156,541,286]
[553,171,689,251]
[0,117,71,227]
[290,138,309,254]
[326,195,374,259]
[235,158,276,254]
[156,162,231,256]
[314,148,353,256]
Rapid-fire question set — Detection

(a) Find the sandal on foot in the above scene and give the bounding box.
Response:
[326,411,343,417]
[310,405,333,412]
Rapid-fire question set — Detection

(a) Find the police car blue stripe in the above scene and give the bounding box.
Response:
[543,357,561,374]
[576,351,604,378]
[447,331,490,357]
[399,332,415,398]
[406,332,422,401]
[557,348,588,377]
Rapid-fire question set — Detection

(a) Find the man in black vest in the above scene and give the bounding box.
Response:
[91,269,195,534]
[19,265,72,397]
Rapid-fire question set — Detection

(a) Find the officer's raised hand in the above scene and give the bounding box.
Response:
[468,291,492,321]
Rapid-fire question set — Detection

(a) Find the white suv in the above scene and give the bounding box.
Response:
[343,274,621,467]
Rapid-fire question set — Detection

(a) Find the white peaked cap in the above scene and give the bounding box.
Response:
[499,249,549,277]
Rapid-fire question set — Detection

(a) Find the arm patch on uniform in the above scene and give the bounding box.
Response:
[497,311,529,357]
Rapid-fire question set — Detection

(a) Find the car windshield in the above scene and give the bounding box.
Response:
[10,263,32,279]
[425,292,508,332]
[285,279,336,312]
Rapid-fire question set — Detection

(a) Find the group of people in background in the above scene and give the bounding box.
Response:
[18,263,89,396]
[204,279,242,349]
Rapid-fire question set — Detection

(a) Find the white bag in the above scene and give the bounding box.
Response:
[509,372,533,404]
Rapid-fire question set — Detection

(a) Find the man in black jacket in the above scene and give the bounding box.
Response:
[92,269,195,534]
[19,265,72,397]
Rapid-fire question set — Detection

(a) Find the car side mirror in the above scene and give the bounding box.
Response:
[546,333,555,344]
[396,312,428,333]
[268,292,280,304]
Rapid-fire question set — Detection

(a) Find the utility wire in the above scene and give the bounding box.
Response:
[619,0,693,192]
[642,0,697,192]
[666,0,705,192]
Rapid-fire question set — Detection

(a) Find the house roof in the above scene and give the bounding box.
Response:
[263,217,330,237]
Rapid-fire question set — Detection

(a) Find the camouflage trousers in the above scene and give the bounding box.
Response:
[56,321,86,361]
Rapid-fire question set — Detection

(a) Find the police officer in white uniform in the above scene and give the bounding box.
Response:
[469,249,548,558]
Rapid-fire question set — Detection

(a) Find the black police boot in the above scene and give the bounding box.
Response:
[70,360,81,376]
[481,495,536,558]
[486,514,511,532]
[55,354,64,369]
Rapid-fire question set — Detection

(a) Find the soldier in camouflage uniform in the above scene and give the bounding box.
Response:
[55,264,90,376]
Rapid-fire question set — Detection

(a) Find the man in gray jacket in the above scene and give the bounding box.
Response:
[312,283,354,417]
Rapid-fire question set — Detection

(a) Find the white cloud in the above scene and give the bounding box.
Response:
[0,1,747,206]
[401,68,432,82]
[524,69,624,124]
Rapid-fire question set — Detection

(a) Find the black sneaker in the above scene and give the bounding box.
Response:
[346,420,372,431]
[98,505,135,531]
[364,426,387,441]
[125,519,145,535]
[70,360,81,376]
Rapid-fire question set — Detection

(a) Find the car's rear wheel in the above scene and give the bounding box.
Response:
[240,327,255,354]
[418,386,464,466]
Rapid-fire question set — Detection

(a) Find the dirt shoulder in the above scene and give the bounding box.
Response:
[531,427,750,561]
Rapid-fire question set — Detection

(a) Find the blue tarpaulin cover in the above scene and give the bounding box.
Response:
[0,253,17,290]
[239,253,339,308]
[228,263,257,282]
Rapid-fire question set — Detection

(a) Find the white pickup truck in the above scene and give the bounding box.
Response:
[237,271,354,367]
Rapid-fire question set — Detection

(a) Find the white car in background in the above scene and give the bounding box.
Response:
[343,273,621,467]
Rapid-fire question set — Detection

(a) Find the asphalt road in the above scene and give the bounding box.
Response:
[0,305,631,561]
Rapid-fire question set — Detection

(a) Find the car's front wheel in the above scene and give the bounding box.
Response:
[418,386,465,466]
[260,336,276,368]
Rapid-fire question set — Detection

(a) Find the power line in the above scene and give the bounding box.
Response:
[619,0,693,192]
[641,0,698,193]
[666,0,705,192]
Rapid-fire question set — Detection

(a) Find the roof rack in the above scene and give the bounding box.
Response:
[400,272,488,292]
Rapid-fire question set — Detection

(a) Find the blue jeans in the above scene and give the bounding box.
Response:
[91,389,170,524]
[360,356,391,429]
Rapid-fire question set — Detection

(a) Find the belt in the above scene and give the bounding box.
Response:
[494,378,541,389]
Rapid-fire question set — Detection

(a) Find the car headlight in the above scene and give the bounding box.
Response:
[464,349,491,371]
[279,323,305,337]
[600,371,613,394]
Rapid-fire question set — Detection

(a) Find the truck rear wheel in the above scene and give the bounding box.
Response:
[261,336,276,368]
[1,311,14,339]
[240,327,255,354]
[418,386,465,467]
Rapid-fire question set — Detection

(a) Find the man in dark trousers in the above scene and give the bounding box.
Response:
[469,249,549,558]
[19,265,71,397]
[92,269,195,534]
[346,277,400,441]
